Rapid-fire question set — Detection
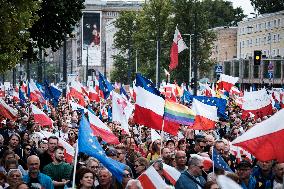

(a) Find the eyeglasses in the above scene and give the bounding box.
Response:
[134,164,142,168]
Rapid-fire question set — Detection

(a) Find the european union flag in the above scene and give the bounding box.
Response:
[181,90,193,103]
[108,106,112,122]
[120,86,129,100]
[19,89,26,105]
[98,73,114,99]
[193,96,228,119]
[36,83,47,100]
[78,115,126,182]
[213,148,232,172]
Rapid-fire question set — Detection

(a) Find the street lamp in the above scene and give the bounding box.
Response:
[83,45,89,84]
[183,34,194,83]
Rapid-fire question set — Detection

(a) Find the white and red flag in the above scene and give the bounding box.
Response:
[88,86,100,103]
[162,163,181,185]
[241,89,273,119]
[138,166,168,189]
[28,80,44,103]
[218,74,239,92]
[233,109,284,162]
[69,81,86,106]
[169,27,188,70]
[0,98,18,120]
[112,92,134,134]
[87,109,119,144]
[191,98,218,130]
[31,104,53,128]
[0,83,5,97]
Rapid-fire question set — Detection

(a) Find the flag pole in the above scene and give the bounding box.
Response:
[72,141,79,189]
[160,119,164,156]
[212,147,215,174]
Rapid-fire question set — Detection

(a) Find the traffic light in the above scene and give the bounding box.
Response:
[254,50,262,65]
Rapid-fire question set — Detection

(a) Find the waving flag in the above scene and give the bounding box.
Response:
[31,104,53,127]
[242,89,272,119]
[0,83,5,97]
[213,148,233,172]
[0,98,18,120]
[99,73,114,99]
[88,87,99,102]
[88,109,119,144]
[120,86,129,100]
[138,166,168,189]
[169,27,188,70]
[217,175,242,189]
[78,115,126,182]
[192,98,218,130]
[28,80,44,103]
[218,74,238,92]
[233,109,284,162]
[162,163,181,185]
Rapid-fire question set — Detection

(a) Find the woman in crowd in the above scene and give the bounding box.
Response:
[134,157,149,178]
[75,168,95,189]
[6,169,23,189]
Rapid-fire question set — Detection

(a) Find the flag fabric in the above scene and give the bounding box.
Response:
[213,148,233,172]
[232,109,284,162]
[88,109,119,144]
[193,96,228,119]
[162,163,181,185]
[112,92,134,134]
[138,166,168,189]
[217,175,242,189]
[190,154,213,171]
[70,101,88,112]
[31,104,53,127]
[0,83,5,97]
[230,145,252,163]
[12,91,19,102]
[133,73,164,131]
[151,129,161,142]
[134,74,178,135]
[0,98,18,120]
[164,99,195,125]
[69,81,85,106]
[191,99,218,130]
[28,80,44,103]
[98,73,114,99]
[169,27,188,70]
[218,74,239,92]
[241,89,273,119]
[78,115,126,182]
[19,89,27,104]
[181,90,192,103]
[88,87,100,102]
[120,86,129,100]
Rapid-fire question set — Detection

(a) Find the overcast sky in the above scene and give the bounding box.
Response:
[228,0,255,16]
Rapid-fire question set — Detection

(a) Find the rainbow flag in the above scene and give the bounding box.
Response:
[164,99,195,125]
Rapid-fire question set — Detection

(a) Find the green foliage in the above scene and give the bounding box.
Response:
[250,0,284,14]
[110,54,129,82]
[0,0,39,72]
[29,0,85,51]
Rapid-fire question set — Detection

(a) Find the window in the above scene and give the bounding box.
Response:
[277,49,280,55]
[274,20,277,28]
[247,40,249,46]
[264,22,267,29]
[264,36,267,44]
[273,49,276,56]
[256,38,258,45]
[255,24,258,31]
[278,19,281,27]
[259,37,262,45]
[277,34,280,42]
[267,21,270,29]
[250,39,253,46]
[242,41,245,48]
[273,34,276,42]
[259,23,262,31]
[263,50,266,55]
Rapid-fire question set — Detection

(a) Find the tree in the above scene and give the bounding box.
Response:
[110,54,129,82]
[29,0,85,51]
[250,0,284,14]
[0,0,39,72]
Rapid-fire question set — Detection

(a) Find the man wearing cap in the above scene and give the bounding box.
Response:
[236,160,256,189]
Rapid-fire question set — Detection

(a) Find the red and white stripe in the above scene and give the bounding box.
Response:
[162,163,181,185]
[241,89,273,119]
[29,80,44,103]
[218,74,239,92]
[191,99,218,130]
[138,166,168,189]
[12,91,19,102]
[0,98,18,120]
[230,145,252,163]
[233,109,284,162]
[88,109,119,144]
[31,104,53,128]
[0,83,5,98]
[88,87,100,102]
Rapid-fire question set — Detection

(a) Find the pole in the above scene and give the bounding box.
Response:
[38,49,43,83]
[63,36,67,96]
[193,0,198,95]
[128,40,131,84]
[86,46,89,84]
[104,41,107,77]
[156,40,159,87]
[189,35,192,83]
[72,142,79,189]
[12,68,16,87]
[135,50,138,73]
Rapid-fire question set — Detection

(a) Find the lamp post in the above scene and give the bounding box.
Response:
[183,34,194,83]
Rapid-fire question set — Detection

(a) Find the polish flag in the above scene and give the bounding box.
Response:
[241,89,273,119]
[21,82,28,94]
[230,145,252,163]
[31,104,53,127]
[88,87,100,102]
[36,131,74,163]
[217,175,242,189]
[230,86,242,96]
[70,101,88,112]
[191,98,218,130]
[218,74,239,92]
[12,91,20,102]
[112,92,134,134]
[190,154,213,171]
[88,109,119,144]
[134,74,178,134]
[162,163,181,185]
[29,80,44,103]
[0,83,5,97]
[138,166,168,189]
[280,92,284,108]
[0,98,18,120]
[169,27,188,70]
[69,81,85,106]
[233,109,284,162]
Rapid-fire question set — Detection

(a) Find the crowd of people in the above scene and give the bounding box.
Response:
[0,86,283,189]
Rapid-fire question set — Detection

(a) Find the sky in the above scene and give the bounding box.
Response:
[227,0,255,16]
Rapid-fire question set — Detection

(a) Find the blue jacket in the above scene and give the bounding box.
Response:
[23,172,54,189]
[175,171,206,189]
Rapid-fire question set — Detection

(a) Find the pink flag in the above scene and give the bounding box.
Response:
[233,109,284,162]
[169,27,187,70]
[31,104,53,127]
[191,99,218,130]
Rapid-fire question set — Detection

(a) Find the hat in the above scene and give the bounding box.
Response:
[237,160,252,169]
[106,148,117,157]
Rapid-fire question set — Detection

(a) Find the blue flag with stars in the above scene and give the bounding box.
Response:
[193,96,228,119]
[99,73,114,99]
[213,148,232,172]
[78,115,126,182]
